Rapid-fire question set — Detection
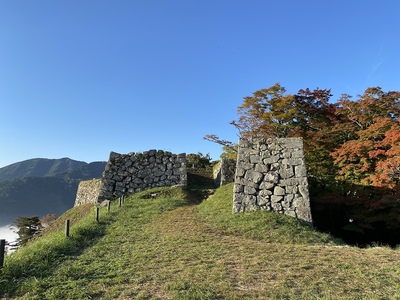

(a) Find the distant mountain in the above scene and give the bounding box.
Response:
[56,161,107,181]
[0,158,88,182]
[0,158,106,227]
[0,176,78,226]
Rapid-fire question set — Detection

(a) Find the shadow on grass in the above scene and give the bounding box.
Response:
[185,188,216,205]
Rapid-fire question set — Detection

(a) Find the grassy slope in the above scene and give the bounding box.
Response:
[1,183,400,300]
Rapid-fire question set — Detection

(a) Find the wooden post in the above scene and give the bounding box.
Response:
[95,207,99,222]
[107,200,111,212]
[0,239,5,268]
[122,194,124,204]
[65,220,70,237]
[119,196,122,207]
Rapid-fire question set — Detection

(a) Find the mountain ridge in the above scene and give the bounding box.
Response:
[0,157,106,227]
[0,157,94,182]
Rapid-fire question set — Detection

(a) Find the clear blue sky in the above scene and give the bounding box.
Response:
[1,1,399,168]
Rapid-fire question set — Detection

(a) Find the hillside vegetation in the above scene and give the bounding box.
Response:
[1,184,400,299]
[0,158,106,226]
[0,158,87,182]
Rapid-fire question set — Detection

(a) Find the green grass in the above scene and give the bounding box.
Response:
[197,183,342,245]
[1,183,400,299]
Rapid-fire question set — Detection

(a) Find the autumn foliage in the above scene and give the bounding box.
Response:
[214,83,400,245]
[232,83,400,190]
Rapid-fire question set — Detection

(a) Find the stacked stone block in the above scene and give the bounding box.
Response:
[214,159,236,186]
[233,138,312,224]
[74,179,102,206]
[98,150,187,200]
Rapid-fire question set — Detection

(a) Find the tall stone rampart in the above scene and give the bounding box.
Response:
[233,137,312,224]
[98,150,187,200]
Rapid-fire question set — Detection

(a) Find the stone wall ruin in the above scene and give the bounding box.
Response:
[74,179,102,206]
[213,159,236,186]
[73,141,312,227]
[233,137,313,224]
[98,150,187,200]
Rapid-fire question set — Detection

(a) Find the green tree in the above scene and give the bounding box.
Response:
[220,144,238,160]
[203,134,238,160]
[13,216,42,246]
[186,152,212,168]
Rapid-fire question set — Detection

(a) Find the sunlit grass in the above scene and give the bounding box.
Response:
[197,183,343,245]
[1,184,400,299]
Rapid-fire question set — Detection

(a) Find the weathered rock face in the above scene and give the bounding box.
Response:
[233,138,313,224]
[214,159,236,186]
[98,150,187,200]
[74,179,102,206]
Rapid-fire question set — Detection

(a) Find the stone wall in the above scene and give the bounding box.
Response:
[74,179,102,206]
[233,137,312,224]
[98,150,187,200]
[214,159,236,186]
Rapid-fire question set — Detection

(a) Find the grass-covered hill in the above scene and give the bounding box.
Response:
[1,183,400,299]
